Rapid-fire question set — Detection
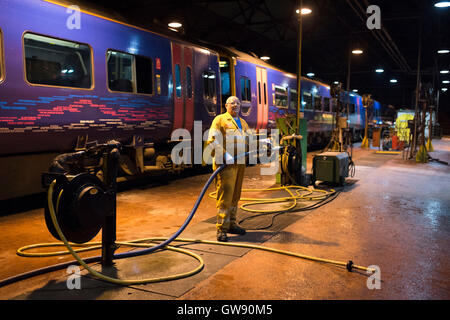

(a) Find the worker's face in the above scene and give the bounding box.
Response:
[226,98,241,117]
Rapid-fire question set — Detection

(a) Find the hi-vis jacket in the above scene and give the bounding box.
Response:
[206,111,250,165]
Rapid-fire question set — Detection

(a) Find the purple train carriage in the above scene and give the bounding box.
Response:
[216,46,368,146]
[0,0,377,200]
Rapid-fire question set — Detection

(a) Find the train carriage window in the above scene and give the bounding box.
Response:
[314,95,322,111]
[330,98,336,112]
[186,66,192,99]
[303,92,312,110]
[240,77,251,102]
[323,97,331,112]
[175,64,182,97]
[108,51,133,92]
[274,85,288,108]
[220,63,230,96]
[24,33,92,89]
[136,56,153,94]
[202,71,216,100]
[289,89,298,110]
[107,50,153,94]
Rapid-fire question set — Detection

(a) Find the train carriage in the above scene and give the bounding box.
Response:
[0,0,384,201]
[0,0,221,199]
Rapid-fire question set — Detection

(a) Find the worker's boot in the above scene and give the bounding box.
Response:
[228,207,245,235]
[217,230,228,242]
[228,224,246,235]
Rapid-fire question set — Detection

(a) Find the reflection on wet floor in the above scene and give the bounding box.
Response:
[0,139,449,299]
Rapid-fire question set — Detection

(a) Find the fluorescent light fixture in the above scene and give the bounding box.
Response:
[375,68,384,73]
[260,56,270,61]
[438,49,450,54]
[334,81,339,84]
[296,8,312,15]
[440,70,449,74]
[390,79,398,83]
[443,80,450,84]
[168,22,182,28]
[434,1,450,8]
[352,49,363,55]
[306,72,315,77]
[353,89,358,92]
[442,88,448,92]
[198,48,210,55]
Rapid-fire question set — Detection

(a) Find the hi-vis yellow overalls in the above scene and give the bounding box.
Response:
[207,112,250,231]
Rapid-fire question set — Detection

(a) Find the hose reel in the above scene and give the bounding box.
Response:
[279,134,306,186]
[44,173,114,244]
[42,141,121,265]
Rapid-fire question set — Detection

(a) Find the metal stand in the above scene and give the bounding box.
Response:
[101,148,120,266]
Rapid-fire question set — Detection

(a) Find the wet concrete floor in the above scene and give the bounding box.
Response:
[0,138,449,300]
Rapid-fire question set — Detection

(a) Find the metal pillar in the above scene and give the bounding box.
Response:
[410,19,422,159]
[101,148,120,266]
[296,0,304,139]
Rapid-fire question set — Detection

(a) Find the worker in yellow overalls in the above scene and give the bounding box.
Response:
[207,96,250,242]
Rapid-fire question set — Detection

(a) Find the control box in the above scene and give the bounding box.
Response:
[312,152,349,186]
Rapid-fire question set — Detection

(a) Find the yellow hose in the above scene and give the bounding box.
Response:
[209,185,336,214]
[42,180,205,285]
[16,180,374,287]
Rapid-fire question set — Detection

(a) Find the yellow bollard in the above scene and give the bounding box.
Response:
[426,138,434,152]
[415,145,429,163]
[361,136,370,149]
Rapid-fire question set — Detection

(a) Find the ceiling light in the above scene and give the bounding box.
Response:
[353,89,358,92]
[260,56,270,61]
[168,22,182,28]
[440,70,449,74]
[352,49,363,55]
[333,81,339,84]
[296,8,312,15]
[438,49,449,54]
[306,73,315,77]
[375,68,384,73]
[390,79,398,83]
[442,88,448,92]
[443,80,450,84]
[434,1,450,8]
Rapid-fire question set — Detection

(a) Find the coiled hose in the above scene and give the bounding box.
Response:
[0,150,374,288]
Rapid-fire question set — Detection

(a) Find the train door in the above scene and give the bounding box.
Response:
[172,43,194,132]
[256,66,268,129]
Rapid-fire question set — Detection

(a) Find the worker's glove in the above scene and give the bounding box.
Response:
[259,138,282,151]
[224,151,234,164]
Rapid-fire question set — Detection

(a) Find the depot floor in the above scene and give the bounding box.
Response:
[0,138,449,300]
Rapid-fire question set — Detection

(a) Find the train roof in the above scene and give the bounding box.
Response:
[42,1,384,106]
[42,0,221,56]
[213,45,332,89]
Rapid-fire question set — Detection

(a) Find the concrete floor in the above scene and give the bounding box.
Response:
[0,138,449,300]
